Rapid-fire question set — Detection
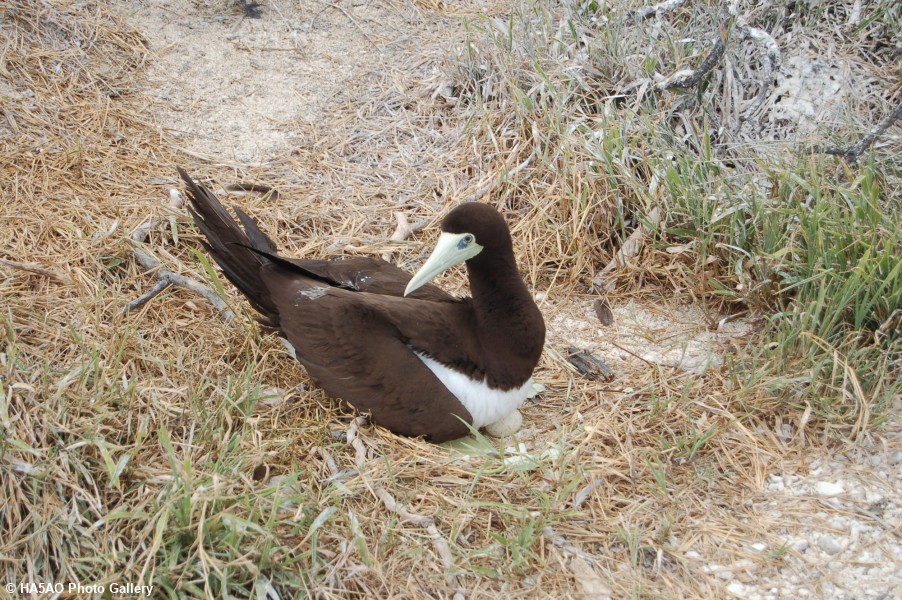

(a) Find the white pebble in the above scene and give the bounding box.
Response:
[732,559,755,570]
[865,489,884,503]
[726,582,746,596]
[828,517,847,531]
[814,481,844,496]
[818,535,843,555]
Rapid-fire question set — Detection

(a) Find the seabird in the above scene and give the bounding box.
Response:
[178,168,545,442]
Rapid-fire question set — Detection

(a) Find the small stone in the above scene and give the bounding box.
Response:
[865,490,884,504]
[260,387,287,406]
[814,481,844,496]
[817,535,842,555]
[717,569,734,580]
[748,542,767,553]
[725,582,746,597]
[792,538,809,552]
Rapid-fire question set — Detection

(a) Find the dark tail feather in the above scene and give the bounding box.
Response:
[178,167,279,324]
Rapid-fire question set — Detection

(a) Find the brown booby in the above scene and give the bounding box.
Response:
[178,168,545,442]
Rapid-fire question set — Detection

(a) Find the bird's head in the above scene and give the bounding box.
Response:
[404,203,512,296]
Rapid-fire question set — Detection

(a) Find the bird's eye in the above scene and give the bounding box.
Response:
[463,234,475,244]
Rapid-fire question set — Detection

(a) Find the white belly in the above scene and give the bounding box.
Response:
[415,353,531,429]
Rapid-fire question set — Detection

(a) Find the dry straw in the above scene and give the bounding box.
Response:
[1,1,898,598]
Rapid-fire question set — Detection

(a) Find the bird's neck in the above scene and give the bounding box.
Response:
[466,252,545,387]
[467,253,530,310]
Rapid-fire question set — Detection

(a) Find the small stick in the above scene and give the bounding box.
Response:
[808,101,902,164]
[566,347,616,382]
[660,28,729,90]
[738,26,781,121]
[125,189,235,321]
[120,279,172,314]
[382,212,430,261]
[224,183,280,201]
[609,341,656,367]
[630,0,686,21]
[0,258,71,285]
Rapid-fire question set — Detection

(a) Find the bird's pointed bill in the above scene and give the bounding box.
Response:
[405,232,483,296]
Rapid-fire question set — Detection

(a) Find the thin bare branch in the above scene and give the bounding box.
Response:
[126,189,235,321]
[660,20,731,90]
[808,101,902,164]
[630,0,687,22]
[0,257,71,285]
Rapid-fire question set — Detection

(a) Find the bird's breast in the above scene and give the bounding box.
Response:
[414,352,532,429]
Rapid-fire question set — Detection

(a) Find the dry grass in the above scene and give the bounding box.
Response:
[1,0,899,598]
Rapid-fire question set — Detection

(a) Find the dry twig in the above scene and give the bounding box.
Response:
[382,212,430,261]
[809,101,902,164]
[0,257,71,285]
[125,189,235,320]
[630,0,686,22]
[566,347,616,382]
[737,26,781,122]
[659,16,732,90]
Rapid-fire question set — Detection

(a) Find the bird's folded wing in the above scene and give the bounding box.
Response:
[261,267,479,442]
[278,256,457,302]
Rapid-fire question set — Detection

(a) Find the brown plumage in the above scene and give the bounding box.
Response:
[179,168,545,442]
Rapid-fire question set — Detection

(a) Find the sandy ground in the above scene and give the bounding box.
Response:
[116,0,901,598]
